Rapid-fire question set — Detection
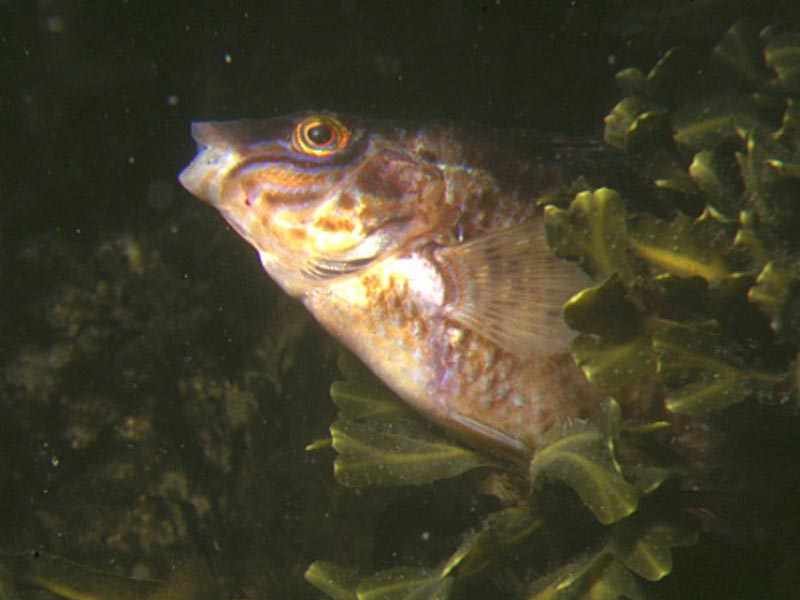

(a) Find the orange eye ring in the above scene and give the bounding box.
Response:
[292,115,351,157]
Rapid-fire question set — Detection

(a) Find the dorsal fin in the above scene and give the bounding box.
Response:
[436,219,590,358]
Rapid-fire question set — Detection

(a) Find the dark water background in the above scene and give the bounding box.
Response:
[2,1,800,598]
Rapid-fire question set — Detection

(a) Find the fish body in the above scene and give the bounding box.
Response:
[180,112,604,457]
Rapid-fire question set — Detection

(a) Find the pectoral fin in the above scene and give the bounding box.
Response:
[437,219,590,358]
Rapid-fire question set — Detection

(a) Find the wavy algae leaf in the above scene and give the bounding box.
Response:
[571,334,657,406]
[330,380,415,421]
[712,21,770,88]
[765,32,800,93]
[775,97,800,147]
[621,462,678,498]
[766,156,800,178]
[305,562,360,600]
[328,352,494,488]
[672,94,760,150]
[307,509,540,599]
[357,566,453,600]
[331,416,493,488]
[306,563,453,600]
[441,507,541,578]
[544,189,634,283]
[527,549,645,600]
[748,261,793,332]
[0,552,159,600]
[603,96,663,151]
[564,275,658,406]
[629,212,733,282]
[652,319,785,415]
[688,149,744,222]
[0,552,218,600]
[737,126,800,243]
[529,416,639,525]
[613,67,646,99]
[563,275,641,339]
[625,111,674,164]
[733,209,769,268]
[608,516,697,583]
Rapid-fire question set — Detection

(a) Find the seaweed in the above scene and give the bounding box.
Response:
[305,22,800,600]
[5,20,800,600]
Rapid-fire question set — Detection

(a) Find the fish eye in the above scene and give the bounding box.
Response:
[293,115,351,157]
[307,123,333,145]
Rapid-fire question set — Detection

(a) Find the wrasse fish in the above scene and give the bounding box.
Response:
[179,112,607,458]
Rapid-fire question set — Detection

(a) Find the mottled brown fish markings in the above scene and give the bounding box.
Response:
[180,111,603,457]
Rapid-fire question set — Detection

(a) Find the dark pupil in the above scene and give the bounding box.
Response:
[307,124,334,146]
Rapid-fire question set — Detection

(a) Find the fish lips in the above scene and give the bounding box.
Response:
[179,122,241,204]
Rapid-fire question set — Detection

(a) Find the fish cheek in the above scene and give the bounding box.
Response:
[356,150,439,206]
[354,150,447,234]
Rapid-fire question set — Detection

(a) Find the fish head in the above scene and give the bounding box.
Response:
[179,112,450,297]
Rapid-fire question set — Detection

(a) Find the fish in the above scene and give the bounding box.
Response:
[179,112,608,458]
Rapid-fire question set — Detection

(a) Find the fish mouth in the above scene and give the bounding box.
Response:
[178,122,242,204]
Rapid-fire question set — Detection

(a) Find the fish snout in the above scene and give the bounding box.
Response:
[179,122,240,204]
